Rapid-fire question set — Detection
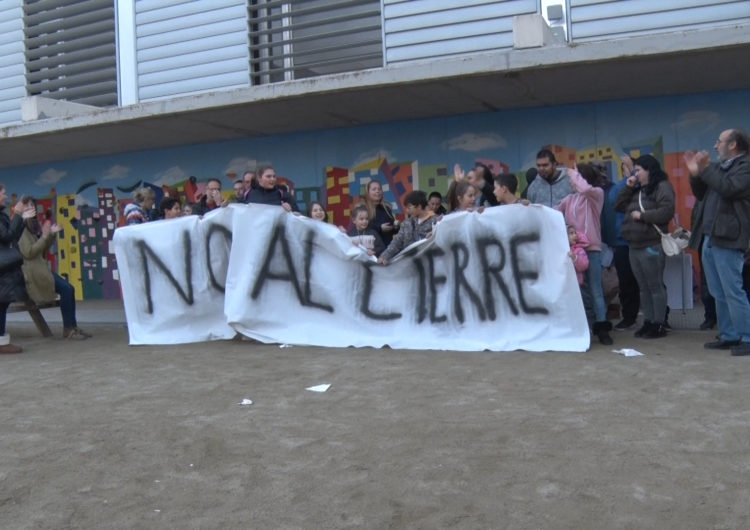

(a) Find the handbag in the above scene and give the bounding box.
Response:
[638,191,690,256]
[0,244,23,273]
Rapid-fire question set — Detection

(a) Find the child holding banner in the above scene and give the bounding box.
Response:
[378,191,438,264]
[348,205,385,257]
[446,180,479,213]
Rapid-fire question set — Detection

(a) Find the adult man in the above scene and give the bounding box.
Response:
[493,173,523,205]
[685,129,750,356]
[453,163,498,207]
[241,170,255,202]
[378,191,437,264]
[526,148,573,207]
[232,180,245,202]
[196,178,225,215]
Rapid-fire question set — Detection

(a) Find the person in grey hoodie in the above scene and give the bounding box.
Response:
[378,191,438,264]
[526,148,573,208]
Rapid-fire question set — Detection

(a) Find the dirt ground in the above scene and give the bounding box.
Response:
[0,322,748,529]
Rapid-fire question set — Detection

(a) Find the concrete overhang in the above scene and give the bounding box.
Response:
[1,23,749,169]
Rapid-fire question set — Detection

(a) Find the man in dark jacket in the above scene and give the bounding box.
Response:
[686,128,750,356]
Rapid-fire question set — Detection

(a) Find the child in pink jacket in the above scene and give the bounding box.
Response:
[568,225,590,285]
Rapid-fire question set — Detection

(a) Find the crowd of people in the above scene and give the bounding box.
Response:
[2,129,747,354]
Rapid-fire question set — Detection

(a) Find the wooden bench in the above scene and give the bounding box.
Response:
[8,299,61,337]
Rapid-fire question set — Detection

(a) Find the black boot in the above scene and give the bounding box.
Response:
[634,321,651,338]
[645,322,667,339]
[593,321,613,345]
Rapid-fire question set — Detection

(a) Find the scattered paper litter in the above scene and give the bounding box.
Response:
[306,384,331,393]
[238,398,253,406]
[613,348,644,357]
[279,344,292,348]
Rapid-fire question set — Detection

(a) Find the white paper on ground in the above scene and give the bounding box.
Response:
[238,398,253,405]
[613,348,644,357]
[306,384,331,393]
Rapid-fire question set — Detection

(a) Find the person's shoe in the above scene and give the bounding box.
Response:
[704,339,741,350]
[0,334,22,354]
[63,327,89,340]
[634,321,652,338]
[662,319,672,331]
[74,327,92,338]
[730,343,750,356]
[699,319,717,330]
[644,323,667,339]
[593,321,613,345]
[614,319,636,331]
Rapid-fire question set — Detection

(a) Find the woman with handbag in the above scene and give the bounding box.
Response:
[18,198,91,340]
[614,155,676,339]
[0,185,31,353]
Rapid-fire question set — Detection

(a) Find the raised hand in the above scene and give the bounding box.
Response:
[453,163,465,181]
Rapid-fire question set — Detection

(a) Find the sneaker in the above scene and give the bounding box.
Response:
[704,339,741,350]
[75,327,92,338]
[730,343,750,356]
[0,343,22,354]
[64,328,89,340]
[699,319,717,330]
[614,319,636,331]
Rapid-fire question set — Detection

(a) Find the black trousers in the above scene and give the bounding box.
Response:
[614,245,640,322]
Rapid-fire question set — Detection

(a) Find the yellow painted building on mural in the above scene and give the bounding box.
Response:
[56,193,83,301]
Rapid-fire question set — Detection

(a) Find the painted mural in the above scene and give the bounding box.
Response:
[2,89,748,300]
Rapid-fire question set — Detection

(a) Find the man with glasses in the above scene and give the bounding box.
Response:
[196,178,227,215]
[685,129,750,356]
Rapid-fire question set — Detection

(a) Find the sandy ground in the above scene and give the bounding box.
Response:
[0,323,748,529]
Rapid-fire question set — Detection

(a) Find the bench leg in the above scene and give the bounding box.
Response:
[28,308,53,338]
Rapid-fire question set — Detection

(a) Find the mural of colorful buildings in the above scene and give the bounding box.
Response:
[2,89,748,299]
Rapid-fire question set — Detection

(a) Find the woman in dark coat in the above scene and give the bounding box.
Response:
[0,185,31,354]
[364,180,398,247]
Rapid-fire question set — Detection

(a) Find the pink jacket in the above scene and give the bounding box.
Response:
[570,230,590,285]
[555,170,604,251]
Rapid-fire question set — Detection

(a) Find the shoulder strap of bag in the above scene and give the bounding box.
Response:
[639,190,666,236]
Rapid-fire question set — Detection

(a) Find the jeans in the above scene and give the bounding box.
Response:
[585,250,607,322]
[702,237,750,343]
[54,273,77,329]
[0,302,7,336]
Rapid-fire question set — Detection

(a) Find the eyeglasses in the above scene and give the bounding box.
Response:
[716,138,727,145]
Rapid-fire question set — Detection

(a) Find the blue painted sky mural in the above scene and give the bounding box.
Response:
[1,89,748,299]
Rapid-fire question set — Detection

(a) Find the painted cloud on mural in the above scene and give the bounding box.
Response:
[442,133,507,152]
[153,165,188,186]
[35,168,67,186]
[351,148,397,169]
[224,157,259,178]
[102,164,131,181]
[671,111,721,133]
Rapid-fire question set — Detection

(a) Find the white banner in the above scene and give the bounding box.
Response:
[113,204,590,351]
